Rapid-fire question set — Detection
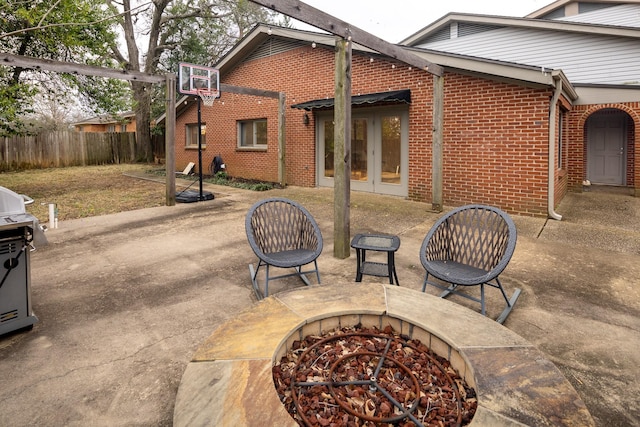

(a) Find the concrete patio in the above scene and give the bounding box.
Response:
[0,179,638,426]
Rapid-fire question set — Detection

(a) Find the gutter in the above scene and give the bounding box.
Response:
[548,73,563,220]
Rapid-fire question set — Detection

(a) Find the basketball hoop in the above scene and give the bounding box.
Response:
[197,89,219,107]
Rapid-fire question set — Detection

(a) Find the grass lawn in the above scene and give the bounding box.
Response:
[1,164,166,223]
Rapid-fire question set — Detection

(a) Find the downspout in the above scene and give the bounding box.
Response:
[548,74,563,220]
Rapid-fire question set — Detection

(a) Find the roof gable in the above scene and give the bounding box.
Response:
[219,24,578,93]
[526,0,640,19]
[419,26,640,85]
[399,2,640,86]
[401,6,640,47]
[558,3,640,26]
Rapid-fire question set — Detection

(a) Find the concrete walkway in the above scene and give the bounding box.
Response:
[0,180,638,426]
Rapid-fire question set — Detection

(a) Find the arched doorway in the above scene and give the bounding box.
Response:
[585,108,633,186]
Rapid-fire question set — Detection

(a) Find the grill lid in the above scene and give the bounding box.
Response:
[0,187,47,250]
[0,186,27,216]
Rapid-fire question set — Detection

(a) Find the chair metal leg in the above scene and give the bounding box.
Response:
[265,264,271,297]
[493,278,522,324]
[294,266,312,286]
[314,260,321,284]
[496,288,521,324]
[496,278,511,305]
[439,284,458,299]
[422,273,521,323]
[248,261,265,300]
[422,273,458,297]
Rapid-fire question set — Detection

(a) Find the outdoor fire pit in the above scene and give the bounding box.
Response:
[274,324,477,426]
[173,284,594,426]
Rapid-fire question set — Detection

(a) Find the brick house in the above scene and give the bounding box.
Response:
[172,0,639,217]
[72,111,136,133]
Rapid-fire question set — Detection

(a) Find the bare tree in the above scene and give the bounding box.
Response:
[106,0,282,162]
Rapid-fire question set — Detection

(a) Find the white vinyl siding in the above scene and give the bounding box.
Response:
[419,27,640,85]
[559,4,640,28]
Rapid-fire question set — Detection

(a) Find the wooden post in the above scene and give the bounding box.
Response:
[432,74,444,212]
[278,92,286,187]
[333,37,352,259]
[165,74,176,206]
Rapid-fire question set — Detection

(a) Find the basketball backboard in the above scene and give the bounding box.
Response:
[178,62,220,97]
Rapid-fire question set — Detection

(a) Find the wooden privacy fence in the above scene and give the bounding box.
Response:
[0,131,139,170]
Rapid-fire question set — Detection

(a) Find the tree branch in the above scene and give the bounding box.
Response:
[0,2,152,40]
[37,0,63,28]
[159,9,233,26]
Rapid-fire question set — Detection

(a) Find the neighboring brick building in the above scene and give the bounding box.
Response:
[72,112,136,133]
[172,0,639,217]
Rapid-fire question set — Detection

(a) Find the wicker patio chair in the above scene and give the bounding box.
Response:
[420,204,521,324]
[245,197,323,300]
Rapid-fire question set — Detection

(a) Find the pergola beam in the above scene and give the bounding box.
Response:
[248,0,443,76]
[220,83,280,99]
[0,53,165,84]
[0,52,178,204]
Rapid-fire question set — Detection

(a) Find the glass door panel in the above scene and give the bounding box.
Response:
[322,119,368,181]
[317,109,407,197]
[323,121,334,178]
[380,116,401,184]
[351,119,368,181]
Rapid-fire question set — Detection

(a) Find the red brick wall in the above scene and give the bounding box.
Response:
[125,119,136,132]
[79,124,107,132]
[439,74,552,216]
[174,42,599,216]
[176,45,440,187]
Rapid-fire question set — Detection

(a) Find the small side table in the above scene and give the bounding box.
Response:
[350,234,401,285]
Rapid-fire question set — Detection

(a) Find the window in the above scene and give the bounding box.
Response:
[120,124,127,132]
[186,123,206,148]
[107,124,116,132]
[238,119,267,148]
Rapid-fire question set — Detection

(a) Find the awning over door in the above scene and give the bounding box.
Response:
[290,89,411,111]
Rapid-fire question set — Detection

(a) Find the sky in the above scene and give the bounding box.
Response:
[292,0,547,43]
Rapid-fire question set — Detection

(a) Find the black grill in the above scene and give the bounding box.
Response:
[0,186,45,336]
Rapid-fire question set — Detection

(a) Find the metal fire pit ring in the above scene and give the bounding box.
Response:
[289,331,462,426]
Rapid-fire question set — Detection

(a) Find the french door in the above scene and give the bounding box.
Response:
[317,108,408,197]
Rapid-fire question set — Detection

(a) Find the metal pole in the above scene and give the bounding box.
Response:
[431,75,444,212]
[165,74,176,206]
[197,96,204,200]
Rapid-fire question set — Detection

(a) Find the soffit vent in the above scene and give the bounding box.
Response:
[457,23,503,37]
[423,27,450,44]
[242,37,307,63]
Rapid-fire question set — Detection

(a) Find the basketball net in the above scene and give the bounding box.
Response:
[197,89,219,107]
